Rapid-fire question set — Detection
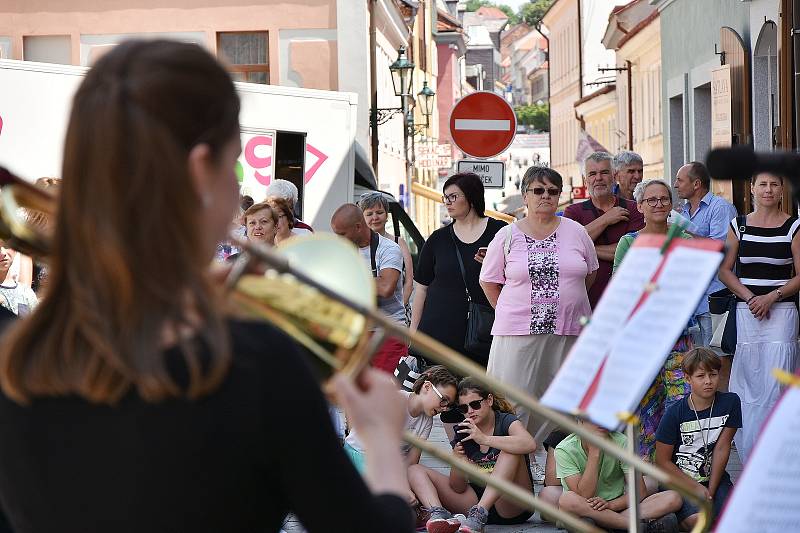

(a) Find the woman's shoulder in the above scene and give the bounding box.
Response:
[559,216,589,233]
[227,319,315,376]
[485,217,508,234]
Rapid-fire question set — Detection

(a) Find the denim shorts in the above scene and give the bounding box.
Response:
[674,475,733,523]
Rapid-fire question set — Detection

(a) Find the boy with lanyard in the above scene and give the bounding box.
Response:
[655,348,742,529]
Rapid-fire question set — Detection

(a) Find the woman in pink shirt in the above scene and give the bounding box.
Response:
[479,166,598,472]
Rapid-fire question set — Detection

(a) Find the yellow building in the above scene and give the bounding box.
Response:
[405,0,440,236]
[602,0,663,179]
[574,85,620,155]
[543,0,581,187]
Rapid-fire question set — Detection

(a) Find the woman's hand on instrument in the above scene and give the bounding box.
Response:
[586,497,610,511]
[456,418,487,446]
[748,293,776,320]
[331,369,404,443]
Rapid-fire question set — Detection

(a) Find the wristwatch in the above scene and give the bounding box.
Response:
[776,288,784,300]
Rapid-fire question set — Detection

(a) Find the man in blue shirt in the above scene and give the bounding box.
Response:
[674,162,737,385]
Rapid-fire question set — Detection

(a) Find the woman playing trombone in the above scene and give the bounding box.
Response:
[0,40,413,533]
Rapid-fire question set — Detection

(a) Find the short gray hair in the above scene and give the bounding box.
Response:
[632,178,673,204]
[264,179,299,207]
[521,166,563,194]
[358,191,390,212]
[581,151,613,176]
[612,150,644,173]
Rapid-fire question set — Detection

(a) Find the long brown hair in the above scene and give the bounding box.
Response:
[0,40,240,404]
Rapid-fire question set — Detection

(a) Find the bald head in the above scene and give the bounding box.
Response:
[331,203,370,247]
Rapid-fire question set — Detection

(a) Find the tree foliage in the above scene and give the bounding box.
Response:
[515,103,550,132]
[464,0,521,24]
[520,0,556,27]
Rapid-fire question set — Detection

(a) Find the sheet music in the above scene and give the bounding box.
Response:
[540,246,662,412]
[715,387,800,532]
[586,246,722,428]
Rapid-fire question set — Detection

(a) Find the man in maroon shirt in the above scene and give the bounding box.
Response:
[564,151,644,308]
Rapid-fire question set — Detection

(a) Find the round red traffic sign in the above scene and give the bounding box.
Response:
[449,91,517,159]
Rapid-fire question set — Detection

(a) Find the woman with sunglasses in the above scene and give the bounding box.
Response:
[479,166,598,481]
[410,173,506,366]
[409,378,536,533]
[613,179,692,461]
[0,40,415,533]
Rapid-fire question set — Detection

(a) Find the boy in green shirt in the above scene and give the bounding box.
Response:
[555,420,681,532]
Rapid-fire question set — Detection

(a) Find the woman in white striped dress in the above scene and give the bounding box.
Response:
[718,172,800,463]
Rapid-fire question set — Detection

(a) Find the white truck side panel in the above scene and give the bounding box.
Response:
[0,59,358,232]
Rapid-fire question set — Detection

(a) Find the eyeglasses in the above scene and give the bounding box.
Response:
[456,398,485,413]
[442,192,462,204]
[428,382,451,407]
[526,187,561,197]
[644,196,672,207]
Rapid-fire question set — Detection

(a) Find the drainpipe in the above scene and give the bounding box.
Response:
[627,59,633,150]
[794,0,800,145]
[535,22,552,153]
[369,0,379,177]
[577,0,583,98]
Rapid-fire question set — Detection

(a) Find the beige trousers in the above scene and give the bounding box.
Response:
[486,333,576,444]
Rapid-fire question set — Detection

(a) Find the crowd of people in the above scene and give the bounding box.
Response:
[0,39,796,533]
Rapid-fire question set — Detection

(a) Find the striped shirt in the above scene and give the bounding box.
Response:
[733,216,800,299]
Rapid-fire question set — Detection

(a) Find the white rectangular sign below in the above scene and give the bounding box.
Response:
[457,159,505,189]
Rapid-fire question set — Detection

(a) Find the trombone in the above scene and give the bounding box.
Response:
[0,167,711,533]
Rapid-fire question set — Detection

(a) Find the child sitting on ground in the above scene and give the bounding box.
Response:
[343,365,457,505]
[655,347,741,530]
[408,377,537,533]
[556,419,682,532]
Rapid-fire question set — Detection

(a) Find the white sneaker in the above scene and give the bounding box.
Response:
[531,462,546,485]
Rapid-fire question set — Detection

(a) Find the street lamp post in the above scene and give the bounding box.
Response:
[369,46,414,207]
[407,81,436,223]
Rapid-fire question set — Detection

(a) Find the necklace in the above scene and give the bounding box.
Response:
[688,394,715,478]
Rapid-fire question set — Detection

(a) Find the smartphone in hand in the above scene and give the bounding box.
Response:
[442,409,480,459]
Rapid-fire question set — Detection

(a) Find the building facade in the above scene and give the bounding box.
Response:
[603,0,663,178]
[543,0,581,185]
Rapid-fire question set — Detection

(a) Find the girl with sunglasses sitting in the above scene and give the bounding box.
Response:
[344,366,457,493]
[408,378,537,533]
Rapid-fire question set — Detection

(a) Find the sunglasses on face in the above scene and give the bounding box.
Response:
[527,187,561,197]
[456,398,485,413]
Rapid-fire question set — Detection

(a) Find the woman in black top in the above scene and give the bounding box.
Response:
[718,171,800,463]
[410,173,506,366]
[0,40,412,533]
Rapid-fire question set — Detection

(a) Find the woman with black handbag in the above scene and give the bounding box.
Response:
[479,166,598,481]
[718,171,800,464]
[410,173,505,367]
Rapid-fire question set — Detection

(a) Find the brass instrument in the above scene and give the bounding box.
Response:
[0,165,710,533]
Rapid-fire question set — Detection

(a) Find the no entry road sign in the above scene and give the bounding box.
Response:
[449,91,517,159]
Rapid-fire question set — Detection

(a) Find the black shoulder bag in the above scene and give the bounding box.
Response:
[708,215,746,355]
[369,230,380,277]
[449,225,494,364]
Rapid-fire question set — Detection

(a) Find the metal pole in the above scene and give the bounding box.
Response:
[626,420,641,533]
[403,99,413,215]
